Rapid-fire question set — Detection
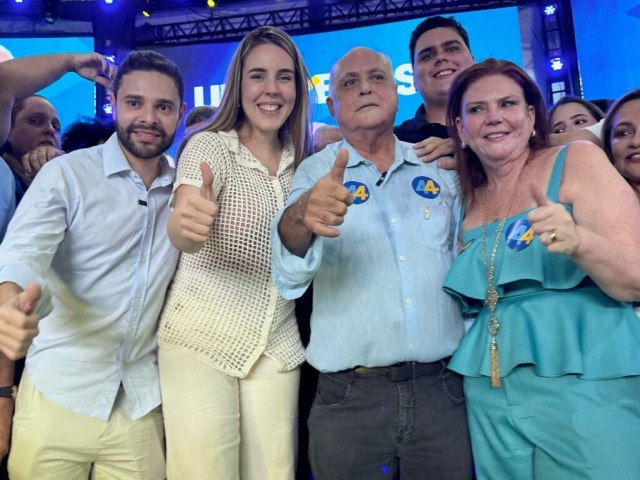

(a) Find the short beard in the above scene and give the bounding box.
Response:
[116,122,175,160]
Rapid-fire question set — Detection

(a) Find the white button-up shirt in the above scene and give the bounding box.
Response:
[0,133,179,420]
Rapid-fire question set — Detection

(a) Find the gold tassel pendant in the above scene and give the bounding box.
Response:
[490,340,501,388]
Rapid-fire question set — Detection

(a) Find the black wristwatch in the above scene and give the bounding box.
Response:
[0,386,16,399]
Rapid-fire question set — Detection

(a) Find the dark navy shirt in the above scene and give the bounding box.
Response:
[393,104,449,143]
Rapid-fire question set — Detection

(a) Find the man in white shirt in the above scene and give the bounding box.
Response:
[0,50,185,479]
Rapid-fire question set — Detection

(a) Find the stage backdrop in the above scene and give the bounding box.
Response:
[572,0,639,102]
[155,7,523,154]
[0,37,96,133]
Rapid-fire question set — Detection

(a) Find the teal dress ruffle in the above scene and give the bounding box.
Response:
[444,147,640,379]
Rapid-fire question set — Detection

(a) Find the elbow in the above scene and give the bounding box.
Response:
[602,284,640,303]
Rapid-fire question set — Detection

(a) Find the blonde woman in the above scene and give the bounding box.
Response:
[158,26,312,479]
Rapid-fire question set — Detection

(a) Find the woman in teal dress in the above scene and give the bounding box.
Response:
[443,58,640,479]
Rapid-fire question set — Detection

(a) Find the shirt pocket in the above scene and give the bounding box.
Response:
[417,195,455,251]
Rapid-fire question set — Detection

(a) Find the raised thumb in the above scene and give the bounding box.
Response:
[17,283,41,315]
[199,162,214,201]
[330,148,349,184]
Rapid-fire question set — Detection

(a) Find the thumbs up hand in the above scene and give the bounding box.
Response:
[527,188,581,254]
[303,148,354,238]
[177,162,219,245]
[199,161,214,201]
[0,283,41,360]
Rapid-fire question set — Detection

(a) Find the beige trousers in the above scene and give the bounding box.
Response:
[159,348,300,480]
[9,373,165,480]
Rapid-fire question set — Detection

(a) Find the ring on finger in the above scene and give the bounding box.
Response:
[549,230,558,243]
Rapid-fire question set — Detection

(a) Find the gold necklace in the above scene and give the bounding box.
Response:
[480,159,529,388]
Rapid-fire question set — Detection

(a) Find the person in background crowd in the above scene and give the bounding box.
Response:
[272,46,472,480]
[184,104,217,130]
[548,96,604,134]
[0,50,185,479]
[603,89,640,320]
[395,15,474,165]
[444,58,640,479]
[603,89,640,202]
[1,94,63,203]
[311,122,344,152]
[61,116,115,152]
[158,26,311,480]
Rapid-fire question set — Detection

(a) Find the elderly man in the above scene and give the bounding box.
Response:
[0,50,185,479]
[272,47,472,480]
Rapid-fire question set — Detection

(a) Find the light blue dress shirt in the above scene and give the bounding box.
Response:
[271,138,465,372]
[0,133,179,420]
[0,157,15,241]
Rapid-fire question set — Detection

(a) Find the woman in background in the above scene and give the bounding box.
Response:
[444,58,640,479]
[158,26,312,480]
[548,95,603,134]
[603,88,640,201]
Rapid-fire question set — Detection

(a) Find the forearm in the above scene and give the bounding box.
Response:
[0,53,76,101]
[0,53,76,145]
[0,354,14,386]
[570,227,640,301]
[278,196,314,258]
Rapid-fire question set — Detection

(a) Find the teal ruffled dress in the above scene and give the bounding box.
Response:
[444,147,640,380]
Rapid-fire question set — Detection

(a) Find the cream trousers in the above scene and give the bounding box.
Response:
[9,373,165,480]
[159,348,300,480]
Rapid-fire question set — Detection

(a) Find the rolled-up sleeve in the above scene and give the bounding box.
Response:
[271,209,324,300]
[270,146,337,300]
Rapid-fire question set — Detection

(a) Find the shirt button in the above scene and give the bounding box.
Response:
[405,298,412,305]
[399,255,406,261]
[390,218,397,224]
[408,344,416,350]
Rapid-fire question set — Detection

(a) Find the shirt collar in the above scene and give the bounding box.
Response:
[338,135,420,168]
[412,104,449,138]
[216,129,241,154]
[412,104,429,128]
[217,128,295,174]
[102,132,175,183]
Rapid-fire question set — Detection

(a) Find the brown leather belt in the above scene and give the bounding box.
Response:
[353,358,450,382]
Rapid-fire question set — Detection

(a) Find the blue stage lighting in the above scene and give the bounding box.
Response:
[544,4,557,16]
[550,57,564,71]
[104,0,114,4]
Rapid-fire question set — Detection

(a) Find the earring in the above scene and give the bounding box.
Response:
[531,129,536,138]
[461,141,467,149]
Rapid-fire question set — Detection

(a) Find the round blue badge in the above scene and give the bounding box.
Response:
[344,181,370,205]
[412,176,441,199]
[505,219,535,251]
